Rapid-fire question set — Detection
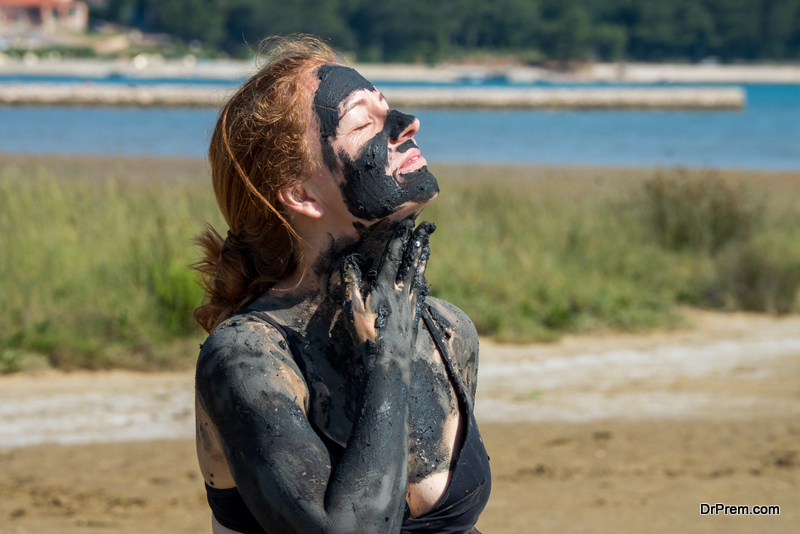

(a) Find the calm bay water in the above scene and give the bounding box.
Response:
[0,84,798,170]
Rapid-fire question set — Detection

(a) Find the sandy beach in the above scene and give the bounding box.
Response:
[2,309,798,533]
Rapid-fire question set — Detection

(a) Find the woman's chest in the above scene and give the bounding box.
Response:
[293,329,463,486]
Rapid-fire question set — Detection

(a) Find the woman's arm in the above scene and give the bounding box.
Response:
[196,221,432,534]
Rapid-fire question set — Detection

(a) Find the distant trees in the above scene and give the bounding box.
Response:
[149,0,225,45]
[91,0,800,62]
[594,0,800,61]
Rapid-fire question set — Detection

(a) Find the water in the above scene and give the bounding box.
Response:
[415,85,800,170]
[1,83,798,170]
[0,107,219,157]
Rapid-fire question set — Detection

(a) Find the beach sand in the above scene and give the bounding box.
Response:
[1,417,798,534]
[1,309,798,533]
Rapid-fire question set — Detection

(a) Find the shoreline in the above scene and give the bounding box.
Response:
[0,82,746,109]
[2,57,800,84]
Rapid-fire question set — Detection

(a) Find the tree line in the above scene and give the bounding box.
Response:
[95,0,800,63]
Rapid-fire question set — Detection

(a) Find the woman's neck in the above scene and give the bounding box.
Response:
[257,218,406,325]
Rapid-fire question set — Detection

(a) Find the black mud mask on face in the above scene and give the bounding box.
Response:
[314,64,439,221]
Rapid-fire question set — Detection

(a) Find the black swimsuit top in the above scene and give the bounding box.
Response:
[205,306,492,534]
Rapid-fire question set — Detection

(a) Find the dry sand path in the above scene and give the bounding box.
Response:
[476,310,800,423]
[1,309,798,533]
[1,310,798,450]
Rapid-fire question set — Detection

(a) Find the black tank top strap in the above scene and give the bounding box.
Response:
[246,306,465,409]
[237,308,347,464]
[240,309,292,344]
[401,304,491,534]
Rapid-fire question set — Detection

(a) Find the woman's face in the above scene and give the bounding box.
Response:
[311,64,439,223]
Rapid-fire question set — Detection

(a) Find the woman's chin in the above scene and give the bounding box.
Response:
[394,195,437,223]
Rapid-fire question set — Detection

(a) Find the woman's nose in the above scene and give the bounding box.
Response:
[386,110,420,143]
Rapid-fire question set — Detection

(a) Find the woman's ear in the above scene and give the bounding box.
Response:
[276,182,325,219]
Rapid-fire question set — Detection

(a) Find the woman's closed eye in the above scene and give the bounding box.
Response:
[337,114,372,134]
[351,122,372,132]
[337,121,375,143]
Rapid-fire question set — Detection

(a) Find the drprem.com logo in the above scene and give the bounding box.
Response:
[700,503,780,515]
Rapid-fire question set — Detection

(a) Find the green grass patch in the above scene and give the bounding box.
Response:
[0,156,221,372]
[2,156,799,371]
[637,170,758,253]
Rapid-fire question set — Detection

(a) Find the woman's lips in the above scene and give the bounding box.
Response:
[399,148,426,172]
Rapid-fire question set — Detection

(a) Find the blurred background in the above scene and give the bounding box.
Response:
[1,1,799,533]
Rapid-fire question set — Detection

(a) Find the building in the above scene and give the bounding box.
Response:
[0,0,89,31]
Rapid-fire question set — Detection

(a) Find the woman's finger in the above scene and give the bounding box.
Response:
[376,220,413,288]
[342,255,380,344]
[400,222,435,292]
[341,254,365,319]
[413,244,431,296]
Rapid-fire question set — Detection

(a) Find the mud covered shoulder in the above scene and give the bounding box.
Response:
[425,297,480,402]
[195,314,310,418]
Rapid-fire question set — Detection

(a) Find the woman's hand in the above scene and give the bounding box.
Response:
[341,220,435,365]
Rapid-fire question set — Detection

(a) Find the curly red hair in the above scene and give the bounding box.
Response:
[193,35,337,333]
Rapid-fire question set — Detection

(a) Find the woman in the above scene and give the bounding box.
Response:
[194,36,490,534]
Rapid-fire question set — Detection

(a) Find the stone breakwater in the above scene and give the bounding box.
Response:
[381,87,746,110]
[0,83,236,107]
[0,83,745,109]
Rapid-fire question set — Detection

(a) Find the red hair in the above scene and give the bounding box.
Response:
[193,35,336,333]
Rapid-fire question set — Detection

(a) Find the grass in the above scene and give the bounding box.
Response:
[2,155,800,371]
[426,166,684,342]
[638,170,757,253]
[0,156,221,372]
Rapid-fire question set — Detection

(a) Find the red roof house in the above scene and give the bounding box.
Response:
[0,0,89,31]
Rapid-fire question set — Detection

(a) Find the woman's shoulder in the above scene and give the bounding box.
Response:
[424,298,480,401]
[425,298,478,342]
[199,311,292,358]
[196,311,309,410]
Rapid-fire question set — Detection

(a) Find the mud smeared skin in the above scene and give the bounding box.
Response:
[425,299,481,404]
[314,65,439,221]
[261,222,465,490]
[407,357,457,483]
[197,222,472,533]
[314,64,375,140]
[337,111,439,221]
[249,220,419,449]
[314,64,375,171]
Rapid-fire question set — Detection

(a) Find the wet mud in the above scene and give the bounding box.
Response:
[314,64,438,221]
[195,217,480,530]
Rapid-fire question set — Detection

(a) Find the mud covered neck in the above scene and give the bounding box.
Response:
[316,218,403,293]
[251,218,407,331]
